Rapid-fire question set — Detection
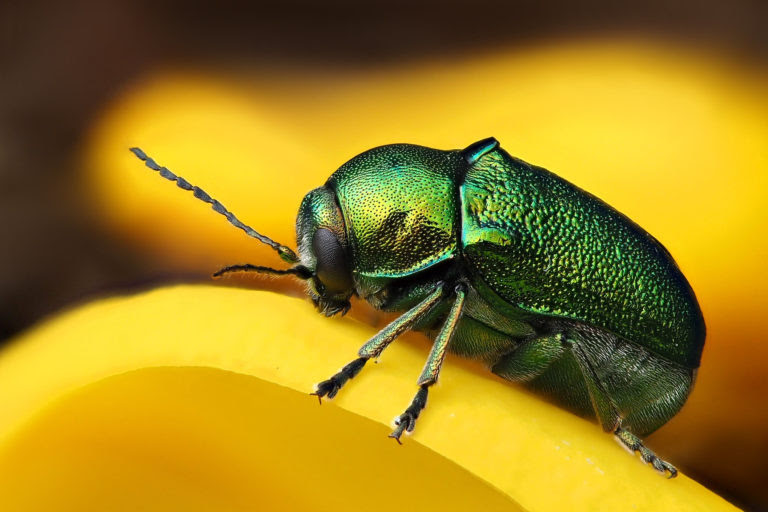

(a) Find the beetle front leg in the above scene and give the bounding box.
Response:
[390,284,467,443]
[312,285,446,402]
[310,357,367,402]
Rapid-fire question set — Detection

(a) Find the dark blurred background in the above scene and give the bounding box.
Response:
[1,0,767,509]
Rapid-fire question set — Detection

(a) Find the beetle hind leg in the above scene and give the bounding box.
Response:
[565,331,685,478]
[614,425,678,478]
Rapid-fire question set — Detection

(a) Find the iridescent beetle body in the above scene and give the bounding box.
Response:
[132,137,705,477]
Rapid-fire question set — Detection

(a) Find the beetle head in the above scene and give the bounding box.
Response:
[129,147,355,315]
[296,186,354,316]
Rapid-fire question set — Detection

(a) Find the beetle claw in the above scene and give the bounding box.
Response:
[310,378,340,402]
[641,447,677,478]
[389,413,414,444]
[388,386,429,443]
[647,454,677,478]
[653,458,678,479]
[615,427,678,478]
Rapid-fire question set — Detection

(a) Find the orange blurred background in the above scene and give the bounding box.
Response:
[2,1,767,510]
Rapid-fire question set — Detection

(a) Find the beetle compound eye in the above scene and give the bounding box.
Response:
[312,228,353,295]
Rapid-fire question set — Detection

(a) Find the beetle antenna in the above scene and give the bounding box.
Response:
[130,147,299,263]
[213,264,313,280]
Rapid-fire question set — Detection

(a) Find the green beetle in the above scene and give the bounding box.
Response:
[131,137,704,477]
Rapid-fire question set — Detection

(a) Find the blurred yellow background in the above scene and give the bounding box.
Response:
[82,39,768,508]
[3,1,767,509]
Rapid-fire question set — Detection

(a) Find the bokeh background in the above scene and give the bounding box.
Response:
[2,1,767,510]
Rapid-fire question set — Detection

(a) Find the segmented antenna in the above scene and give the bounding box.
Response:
[213,264,312,279]
[129,147,299,263]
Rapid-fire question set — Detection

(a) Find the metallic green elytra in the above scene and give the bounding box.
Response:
[131,137,705,478]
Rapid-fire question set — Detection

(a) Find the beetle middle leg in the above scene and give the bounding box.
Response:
[312,284,446,402]
[389,283,467,443]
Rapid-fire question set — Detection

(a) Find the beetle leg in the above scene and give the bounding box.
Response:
[310,357,367,402]
[491,333,567,382]
[615,425,678,478]
[389,284,467,443]
[312,285,446,402]
[568,340,678,478]
[567,341,621,434]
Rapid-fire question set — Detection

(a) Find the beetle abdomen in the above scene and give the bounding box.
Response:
[491,318,695,436]
[461,148,705,368]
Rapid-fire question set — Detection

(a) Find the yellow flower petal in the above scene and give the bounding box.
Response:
[0,286,737,511]
[80,40,768,500]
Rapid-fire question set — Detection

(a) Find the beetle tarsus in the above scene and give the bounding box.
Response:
[614,426,678,478]
[311,379,340,401]
[388,422,407,444]
[389,386,428,444]
[311,357,367,402]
